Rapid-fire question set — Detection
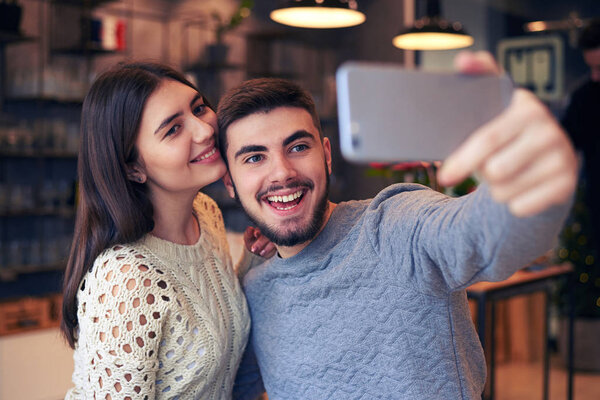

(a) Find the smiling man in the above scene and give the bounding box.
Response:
[218,52,577,400]
[223,106,333,256]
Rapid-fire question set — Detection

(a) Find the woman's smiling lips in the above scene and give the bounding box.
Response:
[190,144,219,164]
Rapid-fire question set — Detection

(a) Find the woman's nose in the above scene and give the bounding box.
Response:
[191,117,215,143]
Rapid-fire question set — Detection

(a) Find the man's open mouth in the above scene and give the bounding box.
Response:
[264,189,305,211]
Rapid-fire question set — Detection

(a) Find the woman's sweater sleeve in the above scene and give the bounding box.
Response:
[72,248,178,399]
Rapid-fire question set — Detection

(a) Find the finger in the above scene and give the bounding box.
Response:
[454,50,501,75]
[260,243,277,258]
[243,227,259,252]
[481,118,561,184]
[437,89,539,187]
[488,148,570,204]
[437,109,519,186]
[243,226,254,245]
[253,236,271,252]
[243,226,256,241]
[508,171,576,217]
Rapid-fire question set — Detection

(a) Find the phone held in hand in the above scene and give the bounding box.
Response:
[336,61,514,163]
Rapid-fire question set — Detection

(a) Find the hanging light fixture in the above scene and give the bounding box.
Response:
[270,0,366,29]
[393,0,473,51]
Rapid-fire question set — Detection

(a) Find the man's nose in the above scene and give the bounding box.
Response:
[270,154,297,183]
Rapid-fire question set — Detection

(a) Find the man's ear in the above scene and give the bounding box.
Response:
[323,137,333,175]
[222,172,236,198]
[126,163,147,184]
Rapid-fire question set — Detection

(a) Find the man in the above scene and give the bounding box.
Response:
[219,52,577,399]
[562,18,600,254]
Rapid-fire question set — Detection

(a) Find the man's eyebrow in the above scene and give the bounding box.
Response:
[154,94,203,135]
[234,145,268,160]
[233,130,316,160]
[283,130,316,147]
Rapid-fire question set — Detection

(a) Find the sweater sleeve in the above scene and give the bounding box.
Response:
[72,246,180,399]
[236,248,265,281]
[194,192,266,281]
[372,183,572,292]
[194,193,233,263]
[233,338,266,400]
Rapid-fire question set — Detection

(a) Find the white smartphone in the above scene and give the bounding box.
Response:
[336,61,514,163]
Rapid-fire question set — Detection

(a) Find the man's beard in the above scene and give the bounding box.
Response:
[232,169,330,248]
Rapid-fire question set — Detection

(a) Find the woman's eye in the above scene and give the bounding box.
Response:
[193,104,206,115]
[290,144,308,153]
[245,154,263,164]
[165,125,180,138]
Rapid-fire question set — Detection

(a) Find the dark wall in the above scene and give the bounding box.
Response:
[486,0,600,92]
[244,0,600,201]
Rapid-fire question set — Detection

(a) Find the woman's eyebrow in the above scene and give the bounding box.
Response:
[190,94,203,107]
[154,112,182,135]
[154,94,203,135]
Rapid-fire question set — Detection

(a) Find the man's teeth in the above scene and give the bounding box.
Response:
[267,190,303,203]
[195,147,216,161]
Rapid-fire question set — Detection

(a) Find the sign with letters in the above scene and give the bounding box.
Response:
[497,35,564,101]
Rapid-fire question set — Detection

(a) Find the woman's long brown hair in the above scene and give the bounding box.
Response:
[61,62,204,348]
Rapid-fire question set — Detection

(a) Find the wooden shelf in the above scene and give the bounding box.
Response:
[0,263,65,283]
[467,264,574,296]
[4,96,83,106]
[185,62,245,72]
[51,43,123,56]
[0,207,75,218]
[246,70,298,79]
[0,31,35,45]
[0,149,78,159]
[0,293,62,336]
[50,0,117,7]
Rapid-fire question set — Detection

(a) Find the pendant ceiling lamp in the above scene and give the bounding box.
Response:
[393,0,473,51]
[270,0,366,29]
[524,13,586,33]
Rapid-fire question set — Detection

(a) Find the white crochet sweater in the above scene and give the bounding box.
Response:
[65,193,251,400]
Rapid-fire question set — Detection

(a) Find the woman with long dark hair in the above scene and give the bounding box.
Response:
[62,62,266,399]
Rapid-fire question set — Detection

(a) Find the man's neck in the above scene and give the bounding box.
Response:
[276,201,337,258]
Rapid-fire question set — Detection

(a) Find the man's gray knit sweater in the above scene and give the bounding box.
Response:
[234,183,570,400]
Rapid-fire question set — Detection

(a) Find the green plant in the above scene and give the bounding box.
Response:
[211,0,254,44]
[366,162,478,197]
[555,181,600,318]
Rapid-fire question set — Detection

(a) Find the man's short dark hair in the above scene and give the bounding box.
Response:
[579,18,600,50]
[217,78,322,164]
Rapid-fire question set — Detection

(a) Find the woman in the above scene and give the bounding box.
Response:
[61,62,270,399]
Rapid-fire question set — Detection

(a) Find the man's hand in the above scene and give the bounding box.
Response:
[244,227,277,258]
[437,51,577,217]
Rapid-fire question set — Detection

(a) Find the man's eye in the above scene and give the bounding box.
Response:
[245,154,263,164]
[290,144,308,153]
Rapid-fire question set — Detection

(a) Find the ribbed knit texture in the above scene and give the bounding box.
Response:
[236,183,571,400]
[66,193,250,400]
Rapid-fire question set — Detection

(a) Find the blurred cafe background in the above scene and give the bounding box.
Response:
[0,0,599,399]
